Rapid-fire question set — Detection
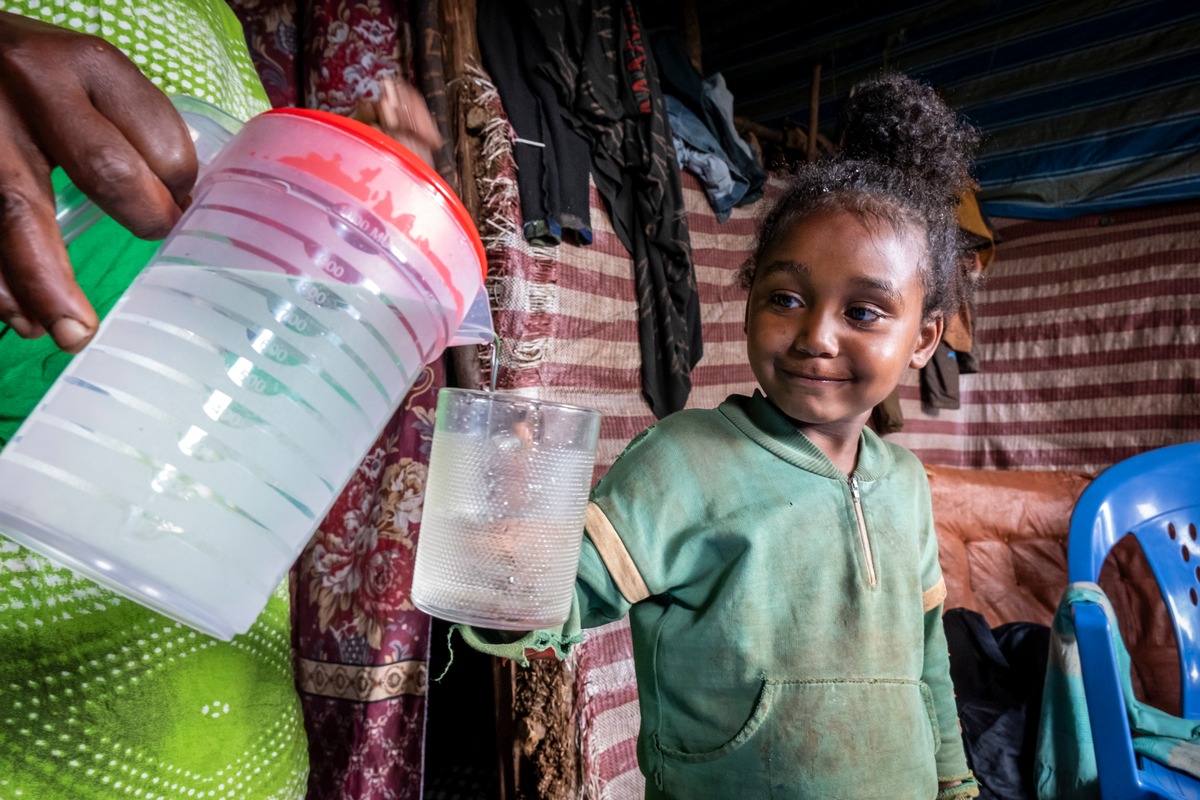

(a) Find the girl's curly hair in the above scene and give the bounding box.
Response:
[739,73,979,319]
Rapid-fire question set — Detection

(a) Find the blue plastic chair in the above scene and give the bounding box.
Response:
[1067,442,1200,799]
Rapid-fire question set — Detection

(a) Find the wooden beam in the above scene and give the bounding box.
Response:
[492,658,520,800]
[437,9,515,798]
[439,0,481,218]
[734,115,786,145]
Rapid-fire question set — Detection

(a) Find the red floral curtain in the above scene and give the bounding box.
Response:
[226,3,443,798]
[231,0,413,112]
[293,364,441,800]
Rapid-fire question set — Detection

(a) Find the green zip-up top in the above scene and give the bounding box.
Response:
[462,392,976,798]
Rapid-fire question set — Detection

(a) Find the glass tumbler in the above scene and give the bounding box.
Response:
[412,389,601,630]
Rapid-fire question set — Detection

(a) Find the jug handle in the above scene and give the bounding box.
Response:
[54,95,242,246]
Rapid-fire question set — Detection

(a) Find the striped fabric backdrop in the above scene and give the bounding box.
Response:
[889,201,1200,468]
[488,180,766,480]
[699,0,1200,219]
[487,172,1200,797]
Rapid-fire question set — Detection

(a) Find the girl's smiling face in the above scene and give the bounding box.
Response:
[745,208,943,441]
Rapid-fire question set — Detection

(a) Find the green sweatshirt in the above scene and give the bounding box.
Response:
[464,392,977,799]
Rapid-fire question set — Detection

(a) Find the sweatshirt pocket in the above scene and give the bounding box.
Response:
[655,677,939,799]
[656,678,773,765]
[919,679,941,752]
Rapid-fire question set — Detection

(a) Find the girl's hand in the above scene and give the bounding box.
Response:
[0,10,196,352]
[352,76,444,169]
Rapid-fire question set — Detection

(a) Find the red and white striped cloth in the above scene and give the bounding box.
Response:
[489,177,766,476]
[489,171,1200,797]
[890,204,1200,470]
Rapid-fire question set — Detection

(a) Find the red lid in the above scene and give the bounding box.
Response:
[264,107,487,282]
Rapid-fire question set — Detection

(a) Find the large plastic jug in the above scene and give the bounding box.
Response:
[0,100,491,640]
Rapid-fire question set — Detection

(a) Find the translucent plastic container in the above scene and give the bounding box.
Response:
[412,388,601,630]
[0,106,488,640]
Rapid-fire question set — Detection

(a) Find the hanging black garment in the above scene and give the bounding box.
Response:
[477,0,593,245]
[479,0,702,418]
[921,339,962,410]
[943,608,1051,800]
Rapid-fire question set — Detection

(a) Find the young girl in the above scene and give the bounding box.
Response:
[462,73,981,800]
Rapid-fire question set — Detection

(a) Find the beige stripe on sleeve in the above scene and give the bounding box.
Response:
[923,576,947,613]
[585,502,651,604]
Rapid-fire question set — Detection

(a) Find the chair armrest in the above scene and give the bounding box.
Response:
[1073,599,1142,798]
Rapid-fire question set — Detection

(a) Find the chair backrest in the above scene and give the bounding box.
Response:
[1067,442,1200,717]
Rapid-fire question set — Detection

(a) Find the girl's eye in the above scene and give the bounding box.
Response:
[846,306,881,323]
[770,293,801,309]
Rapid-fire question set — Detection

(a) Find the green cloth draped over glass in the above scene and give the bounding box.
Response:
[0,1,308,797]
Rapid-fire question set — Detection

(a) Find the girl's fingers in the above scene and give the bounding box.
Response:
[373,77,443,167]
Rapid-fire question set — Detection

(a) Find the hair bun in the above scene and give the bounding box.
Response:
[837,73,978,200]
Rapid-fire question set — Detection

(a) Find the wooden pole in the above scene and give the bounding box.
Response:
[734,115,785,145]
[439,0,487,393]
[438,10,518,797]
[808,63,821,164]
[491,659,520,800]
[681,0,703,74]
[439,0,481,218]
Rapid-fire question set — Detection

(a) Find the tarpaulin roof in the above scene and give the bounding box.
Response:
[697,0,1200,219]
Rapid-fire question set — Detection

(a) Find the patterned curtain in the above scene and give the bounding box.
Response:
[293,365,441,800]
[226,2,448,798]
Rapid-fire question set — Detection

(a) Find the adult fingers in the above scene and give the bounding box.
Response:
[86,53,198,218]
[0,12,185,350]
[352,96,379,128]
[25,72,195,239]
[0,271,47,340]
[0,134,98,351]
[5,24,196,241]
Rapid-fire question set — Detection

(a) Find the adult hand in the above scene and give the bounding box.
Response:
[0,10,197,352]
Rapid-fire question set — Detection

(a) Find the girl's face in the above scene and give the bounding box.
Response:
[745,208,942,437]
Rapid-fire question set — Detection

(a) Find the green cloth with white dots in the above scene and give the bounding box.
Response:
[0,0,269,121]
[0,2,307,798]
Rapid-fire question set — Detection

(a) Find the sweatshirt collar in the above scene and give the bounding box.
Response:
[718,391,893,482]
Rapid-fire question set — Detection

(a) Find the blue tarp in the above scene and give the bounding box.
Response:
[704,0,1200,220]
